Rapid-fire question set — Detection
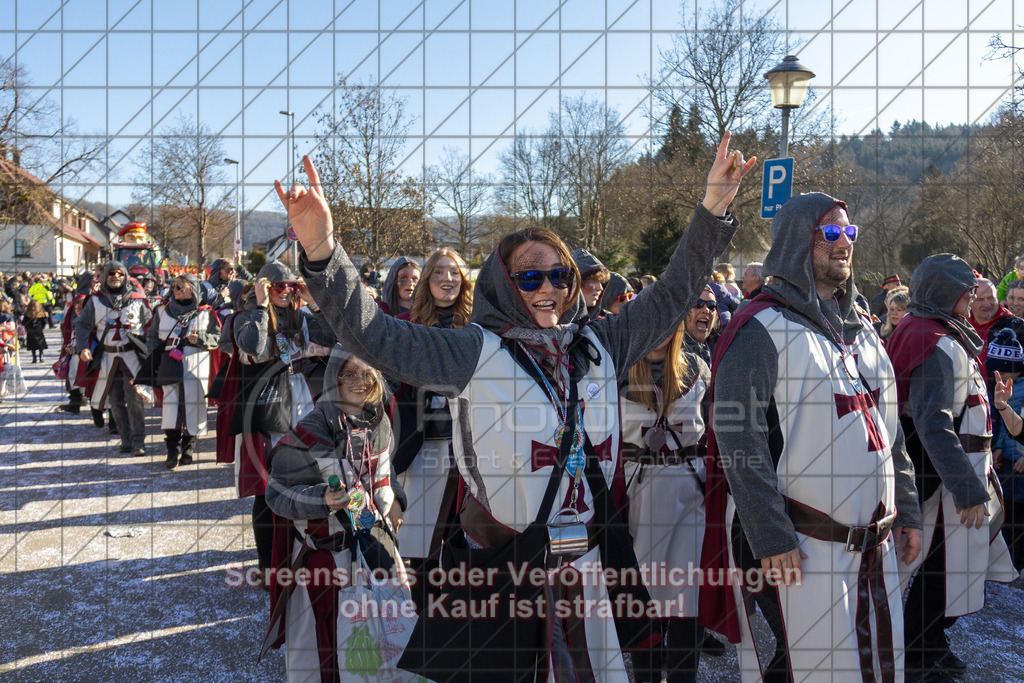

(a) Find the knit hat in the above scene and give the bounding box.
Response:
[987,327,1024,375]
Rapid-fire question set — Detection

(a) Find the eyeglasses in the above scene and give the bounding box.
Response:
[173,284,190,293]
[272,282,296,294]
[510,267,573,292]
[340,372,375,387]
[106,271,125,278]
[815,224,859,242]
[614,292,635,304]
[692,300,717,311]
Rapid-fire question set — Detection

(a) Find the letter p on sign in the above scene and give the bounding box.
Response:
[761,158,794,219]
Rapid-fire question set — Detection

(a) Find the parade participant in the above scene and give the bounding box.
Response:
[621,319,710,683]
[145,274,220,469]
[276,131,754,681]
[702,193,923,682]
[378,257,420,316]
[22,299,49,363]
[392,248,474,605]
[682,286,718,365]
[262,348,408,681]
[76,261,152,456]
[598,272,634,315]
[0,303,26,400]
[887,254,1017,679]
[56,274,94,414]
[571,248,610,320]
[217,260,316,584]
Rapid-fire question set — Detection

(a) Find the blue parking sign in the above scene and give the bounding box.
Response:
[761,158,794,219]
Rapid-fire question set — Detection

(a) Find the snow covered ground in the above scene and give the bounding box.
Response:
[0,328,1021,681]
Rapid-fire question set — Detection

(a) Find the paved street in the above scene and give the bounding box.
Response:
[0,328,1021,681]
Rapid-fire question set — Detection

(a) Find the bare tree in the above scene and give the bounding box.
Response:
[426,146,493,257]
[552,95,629,250]
[131,114,232,266]
[310,75,430,265]
[497,128,563,228]
[0,60,101,251]
[651,0,787,143]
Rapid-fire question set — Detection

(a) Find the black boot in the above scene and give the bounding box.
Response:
[164,430,181,469]
[91,407,104,427]
[57,389,84,414]
[179,434,195,466]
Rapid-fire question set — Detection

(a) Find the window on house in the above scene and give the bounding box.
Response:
[14,239,31,258]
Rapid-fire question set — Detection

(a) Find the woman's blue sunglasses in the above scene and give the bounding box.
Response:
[510,267,574,292]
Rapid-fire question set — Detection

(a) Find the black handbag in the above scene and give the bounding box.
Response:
[398,383,579,682]
[251,360,293,434]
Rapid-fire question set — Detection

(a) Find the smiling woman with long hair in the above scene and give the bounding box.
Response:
[275,133,755,681]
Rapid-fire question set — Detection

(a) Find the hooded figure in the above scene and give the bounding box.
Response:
[597,272,633,315]
[299,205,739,679]
[261,345,412,677]
[702,192,922,682]
[74,260,153,454]
[887,253,1016,676]
[145,273,221,467]
[379,256,419,316]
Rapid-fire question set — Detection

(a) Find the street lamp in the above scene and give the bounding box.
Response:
[764,55,815,159]
[224,158,240,263]
[279,110,298,267]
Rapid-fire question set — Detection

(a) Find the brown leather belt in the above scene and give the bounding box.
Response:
[102,343,131,352]
[958,434,992,453]
[785,498,896,553]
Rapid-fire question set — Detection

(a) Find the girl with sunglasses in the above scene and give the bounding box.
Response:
[277,133,754,680]
[218,260,320,585]
[392,248,474,607]
[263,347,412,680]
[597,272,635,316]
[145,274,221,469]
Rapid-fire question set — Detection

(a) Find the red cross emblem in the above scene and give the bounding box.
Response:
[529,435,614,512]
[834,388,887,452]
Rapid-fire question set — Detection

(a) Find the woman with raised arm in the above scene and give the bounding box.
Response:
[275,133,754,682]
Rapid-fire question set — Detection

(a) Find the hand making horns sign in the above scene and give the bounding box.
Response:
[275,132,756,262]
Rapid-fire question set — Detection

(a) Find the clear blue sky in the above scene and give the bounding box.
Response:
[1,0,1020,213]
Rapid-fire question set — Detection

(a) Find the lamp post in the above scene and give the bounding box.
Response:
[279,110,298,267]
[224,158,240,263]
[763,55,815,159]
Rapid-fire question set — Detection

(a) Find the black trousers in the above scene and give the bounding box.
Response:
[252,494,274,571]
[630,617,704,683]
[107,363,145,448]
[903,505,957,668]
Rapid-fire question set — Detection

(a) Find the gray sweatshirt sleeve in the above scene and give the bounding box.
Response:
[75,297,96,353]
[233,308,269,357]
[265,409,333,521]
[889,420,922,529]
[908,352,991,510]
[712,318,799,559]
[591,204,738,379]
[300,246,483,397]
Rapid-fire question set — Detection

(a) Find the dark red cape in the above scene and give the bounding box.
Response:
[884,315,949,414]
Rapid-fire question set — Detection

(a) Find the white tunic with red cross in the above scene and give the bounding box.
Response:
[897,335,1017,616]
[734,306,904,683]
[448,325,627,682]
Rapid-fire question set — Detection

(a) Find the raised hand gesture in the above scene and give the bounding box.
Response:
[994,371,1013,410]
[274,155,336,261]
[701,131,757,218]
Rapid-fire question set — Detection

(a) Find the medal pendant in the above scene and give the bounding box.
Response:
[644,425,667,452]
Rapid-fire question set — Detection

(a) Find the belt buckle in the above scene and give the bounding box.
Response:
[845,524,871,553]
